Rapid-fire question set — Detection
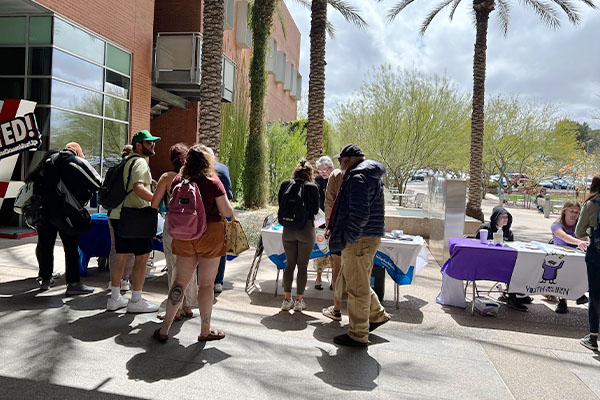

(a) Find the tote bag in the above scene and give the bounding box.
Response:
[224,217,249,256]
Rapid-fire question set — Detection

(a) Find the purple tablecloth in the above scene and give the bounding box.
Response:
[442,237,518,283]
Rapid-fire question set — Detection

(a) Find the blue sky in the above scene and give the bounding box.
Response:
[286,0,600,128]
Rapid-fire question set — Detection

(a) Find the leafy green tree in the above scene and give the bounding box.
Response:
[220,56,250,200]
[266,122,306,201]
[335,66,470,202]
[383,0,597,221]
[244,0,278,207]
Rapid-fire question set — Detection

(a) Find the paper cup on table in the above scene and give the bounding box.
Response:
[479,230,488,243]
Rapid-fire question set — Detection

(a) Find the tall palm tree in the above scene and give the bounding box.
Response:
[243,0,278,207]
[198,0,226,156]
[385,0,596,221]
[303,0,366,164]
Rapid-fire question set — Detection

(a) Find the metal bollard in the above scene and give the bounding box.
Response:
[544,194,551,218]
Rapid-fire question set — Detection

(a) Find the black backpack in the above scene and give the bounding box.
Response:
[98,154,140,210]
[278,180,308,229]
[42,152,91,234]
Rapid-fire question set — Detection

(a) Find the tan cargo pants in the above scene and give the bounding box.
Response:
[335,236,387,343]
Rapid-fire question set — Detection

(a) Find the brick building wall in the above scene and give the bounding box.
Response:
[38,0,155,137]
[149,102,199,177]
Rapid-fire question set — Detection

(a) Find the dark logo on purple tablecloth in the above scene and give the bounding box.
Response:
[539,254,565,284]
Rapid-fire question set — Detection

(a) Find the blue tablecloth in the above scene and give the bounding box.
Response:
[78,213,164,277]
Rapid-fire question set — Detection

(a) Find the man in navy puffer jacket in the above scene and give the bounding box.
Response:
[327,144,390,347]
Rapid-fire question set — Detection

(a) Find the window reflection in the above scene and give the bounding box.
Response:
[105,70,130,98]
[53,18,104,65]
[50,109,102,173]
[105,95,129,121]
[53,49,103,90]
[103,120,128,175]
[52,79,103,116]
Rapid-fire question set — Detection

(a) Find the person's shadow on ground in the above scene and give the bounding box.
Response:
[55,311,136,342]
[117,321,231,382]
[314,346,380,391]
[0,278,65,311]
[260,310,319,332]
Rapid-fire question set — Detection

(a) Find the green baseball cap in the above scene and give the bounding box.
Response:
[131,130,161,146]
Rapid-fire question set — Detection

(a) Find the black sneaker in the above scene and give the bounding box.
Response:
[580,334,598,351]
[515,295,533,304]
[369,312,391,332]
[555,299,568,314]
[333,333,368,347]
[40,279,55,291]
[576,295,589,305]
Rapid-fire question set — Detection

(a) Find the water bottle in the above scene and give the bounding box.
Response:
[493,229,503,245]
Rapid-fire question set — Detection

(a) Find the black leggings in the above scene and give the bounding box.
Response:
[37,223,81,284]
[282,221,315,295]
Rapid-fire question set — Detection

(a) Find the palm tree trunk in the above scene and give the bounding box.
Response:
[198,0,225,155]
[243,0,277,207]
[306,0,327,165]
[466,1,493,222]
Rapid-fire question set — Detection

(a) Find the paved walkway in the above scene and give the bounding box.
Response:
[1,195,599,399]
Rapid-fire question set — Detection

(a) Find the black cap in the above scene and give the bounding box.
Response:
[333,143,364,159]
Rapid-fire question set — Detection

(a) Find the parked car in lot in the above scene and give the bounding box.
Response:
[552,179,569,190]
[538,180,554,189]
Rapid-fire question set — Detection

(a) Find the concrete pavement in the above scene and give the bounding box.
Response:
[1,195,599,399]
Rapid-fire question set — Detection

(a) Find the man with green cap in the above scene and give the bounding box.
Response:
[107,130,161,313]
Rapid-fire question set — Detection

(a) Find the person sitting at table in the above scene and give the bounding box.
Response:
[475,206,531,310]
[576,176,600,351]
[551,200,589,314]
[154,145,234,343]
[278,160,320,312]
[151,143,197,321]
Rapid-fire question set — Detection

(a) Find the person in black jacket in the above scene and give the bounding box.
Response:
[475,205,514,242]
[35,143,101,295]
[278,160,320,312]
[327,144,390,347]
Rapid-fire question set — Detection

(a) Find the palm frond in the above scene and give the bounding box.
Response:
[577,0,597,9]
[387,0,418,21]
[496,0,511,35]
[290,0,313,11]
[449,0,464,20]
[548,0,580,24]
[327,0,368,29]
[518,0,561,29]
[275,4,288,39]
[419,0,454,35]
[326,20,336,37]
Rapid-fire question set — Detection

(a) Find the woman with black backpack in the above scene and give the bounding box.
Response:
[278,160,320,312]
[576,176,600,351]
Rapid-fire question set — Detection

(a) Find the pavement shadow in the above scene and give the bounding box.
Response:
[314,347,379,391]
[311,320,344,344]
[261,310,319,332]
[65,290,112,311]
[445,302,587,339]
[118,321,231,382]
[55,311,136,342]
[384,294,427,325]
[0,277,65,310]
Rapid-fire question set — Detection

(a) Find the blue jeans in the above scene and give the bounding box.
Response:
[214,255,226,284]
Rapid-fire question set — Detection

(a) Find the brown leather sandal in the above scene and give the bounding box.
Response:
[153,329,168,343]
[198,329,225,342]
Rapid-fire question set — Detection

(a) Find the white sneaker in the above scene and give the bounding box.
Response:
[127,298,159,313]
[120,280,131,291]
[214,283,223,293]
[107,295,129,311]
[281,298,294,311]
[294,298,306,311]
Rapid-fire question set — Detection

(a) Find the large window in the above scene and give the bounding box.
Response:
[0,15,132,175]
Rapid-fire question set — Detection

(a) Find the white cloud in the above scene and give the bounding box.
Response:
[285,0,600,128]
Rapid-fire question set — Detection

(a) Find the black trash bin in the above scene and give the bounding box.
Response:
[370,265,385,302]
